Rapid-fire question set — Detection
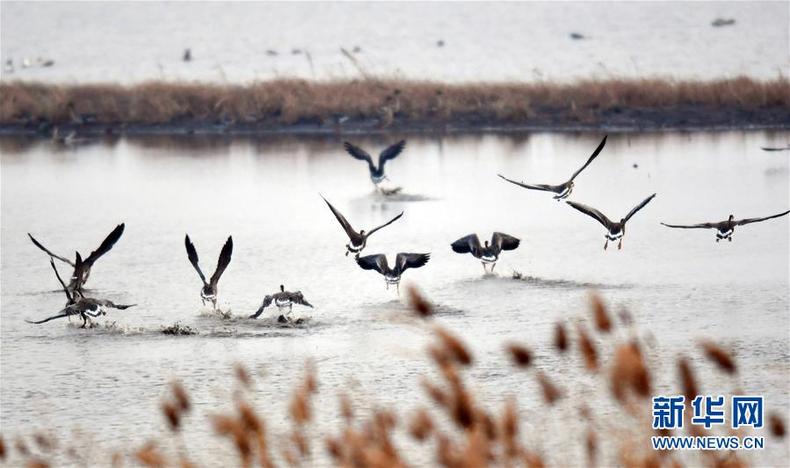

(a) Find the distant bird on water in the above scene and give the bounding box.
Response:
[451,232,520,273]
[184,234,233,310]
[760,145,790,152]
[566,194,657,250]
[661,210,790,242]
[356,253,430,293]
[322,195,403,257]
[499,135,607,200]
[28,223,125,295]
[343,140,406,186]
[249,285,313,323]
[26,259,135,328]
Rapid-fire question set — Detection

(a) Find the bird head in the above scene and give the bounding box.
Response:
[279,284,285,292]
[360,229,366,236]
[728,214,735,221]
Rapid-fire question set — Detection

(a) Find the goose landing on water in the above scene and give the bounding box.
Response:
[356,253,430,293]
[26,259,135,328]
[661,210,790,242]
[343,140,406,187]
[451,232,520,273]
[566,194,656,250]
[322,195,403,257]
[498,135,607,201]
[28,223,125,296]
[185,234,233,310]
[249,285,313,323]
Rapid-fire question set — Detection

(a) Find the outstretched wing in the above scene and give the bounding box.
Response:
[184,234,206,284]
[321,195,359,241]
[736,209,790,226]
[395,253,431,273]
[49,259,73,303]
[378,140,406,169]
[366,211,404,237]
[28,233,75,266]
[569,135,607,181]
[356,254,389,275]
[26,310,72,324]
[209,236,233,288]
[344,141,375,171]
[451,234,482,255]
[291,292,314,308]
[566,201,613,228]
[497,174,556,192]
[491,232,520,253]
[624,193,657,222]
[661,222,716,230]
[82,223,125,267]
[249,295,273,319]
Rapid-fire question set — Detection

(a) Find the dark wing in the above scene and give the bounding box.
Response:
[291,292,313,308]
[395,253,431,273]
[491,232,520,253]
[209,236,233,288]
[736,209,790,226]
[356,254,389,275]
[566,201,613,228]
[760,146,790,151]
[451,234,482,255]
[497,174,557,192]
[343,141,375,170]
[249,295,273,319]
[624,193,657,222]
[28,233,75,266]
[321,195,359,241]
[378,140,406,168]
[82,223,125,267]
[365,211,404,237]
[661,222,717,229]
[49,259,73,303]
[184,234,207,284]
[569,135,607,181]
[26,310,72,324]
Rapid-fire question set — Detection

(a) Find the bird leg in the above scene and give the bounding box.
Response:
[604,238,609,250]
[491,262,497,272]
[728,237,732,242]
[618,238,623,250]
[212,298,218,311]
[396,282,400,295]
[80,313,87,328]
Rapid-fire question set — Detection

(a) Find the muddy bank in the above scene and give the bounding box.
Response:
[1,78,789,136]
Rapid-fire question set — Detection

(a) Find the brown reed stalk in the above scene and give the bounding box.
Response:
[577,324,599,372]
[554,322,569,352]
[408,408,434,441]
[505,343,533,367]
[610,342,651,403]
[699,340,737,374]
[769,412,786,438]
[407,284,433,318]
[536,371,563,405]
[590,292,613,333]
[677,357,699,404]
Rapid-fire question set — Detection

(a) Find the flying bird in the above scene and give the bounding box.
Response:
[322,195,403,257]
[185,234,233,310]
[356,253,430,293]
[566,194,657,250]
[498,135,607,200]
[343,140,406,186]
[249,285,314,323]
[451,232,520,273]
[26,259,135,328]
[28,223,125,295]
[661,210,790,242]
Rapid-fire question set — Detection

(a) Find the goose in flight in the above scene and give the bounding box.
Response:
[322,195,403,257]
[26,259,135,328]
[343,140,406,185]
[356,253,430,292]
[28,223,125,295]
[451,232,520,273]
[566,194,656,250]
[249,285,313,322]
[661,210,790,242]
[185,234,233,310]
[498,135,607,200]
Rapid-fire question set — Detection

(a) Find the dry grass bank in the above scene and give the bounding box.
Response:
[1,77,789,133]
[1,288,785,467]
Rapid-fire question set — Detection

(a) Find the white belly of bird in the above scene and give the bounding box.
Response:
[606,231,624,241]
[481,255,497,264]
[384,275,400,284]
[275,297,293,308]
[200,291,216,301]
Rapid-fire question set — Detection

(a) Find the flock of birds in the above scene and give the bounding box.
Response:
[25,136,790,327]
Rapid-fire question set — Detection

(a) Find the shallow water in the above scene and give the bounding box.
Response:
[1,1,787,83]
[1,131,789,465]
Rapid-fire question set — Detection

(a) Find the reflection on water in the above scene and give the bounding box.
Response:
[1,130,788,464]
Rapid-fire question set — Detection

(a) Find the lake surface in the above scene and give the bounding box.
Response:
[1,1,788,84]
[1,131,788,465]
